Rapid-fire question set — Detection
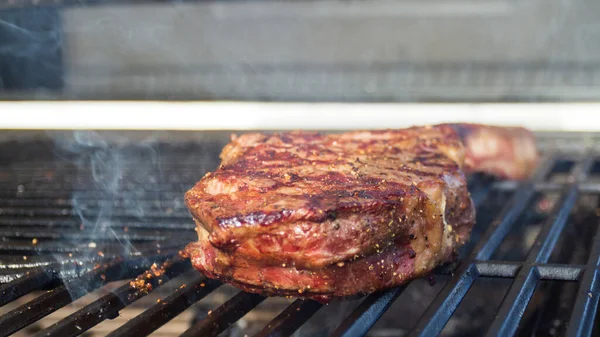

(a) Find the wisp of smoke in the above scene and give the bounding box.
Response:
[49,130,166,301]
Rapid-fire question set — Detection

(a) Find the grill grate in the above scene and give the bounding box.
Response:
[0,132,600,337]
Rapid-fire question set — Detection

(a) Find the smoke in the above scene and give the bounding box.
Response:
[0,7,63,91]
[0,18,62,57]
[49,130,169,298]
[71,131,133,254]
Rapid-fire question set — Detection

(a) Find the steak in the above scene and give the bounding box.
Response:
[185,124,538,301]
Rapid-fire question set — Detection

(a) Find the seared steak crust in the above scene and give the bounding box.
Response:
[185,124,537,300]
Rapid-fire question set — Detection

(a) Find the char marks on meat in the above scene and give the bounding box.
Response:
[185,124,538,301]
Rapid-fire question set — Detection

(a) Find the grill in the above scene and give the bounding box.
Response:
[1,130,600,337]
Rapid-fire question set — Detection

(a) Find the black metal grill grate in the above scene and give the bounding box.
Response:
[1,132,600,337]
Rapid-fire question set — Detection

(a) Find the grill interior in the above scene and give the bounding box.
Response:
[1,130,600,337]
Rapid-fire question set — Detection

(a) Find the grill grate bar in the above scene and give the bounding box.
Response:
[331,286,405,337]
[0,226,183,241]
[539,156,593,263]
[0,191,187,200]
[33,256,191,337]
[0,207,190,219]
[492,181,564,192]
[407,157,556,337]
[566,268,600,337]
[534,187,583,263]
[474,261,521,278]
[0,255,167,337]
[0,198,185,209]
[0,258,110,286]
[477,181,600,194]
[485,268,540,337]
[579,182,600,193]
[0,217,195,230]
[475,185,539,261]
[107,271,221,337]
[0,183,194,193]
[179,291,266,337]
[408,263,480,337]
[536,264,584,280]
[474,261,585,280]
[471,185,493,208]
[254,299,323,337]
[3,137,600,337]
[0,266,59,307]
[0,240,187,256]
[468,175,494,208]
[483,193,574,336]
[0,247,179,285]
[485,156,593,337]
[565,216,600,337]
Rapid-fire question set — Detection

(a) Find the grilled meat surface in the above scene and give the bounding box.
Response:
[185,124,538,300]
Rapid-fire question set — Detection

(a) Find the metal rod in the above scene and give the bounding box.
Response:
[485,156,593,337]
[0,183,193,194]
[3,136,598,337]
[579,183,600,193]
[179,292,266,337]
[0,197,184,208]
[538,156,594,262]
[0,266,59,306]
[485,268,540,337]
[537,264,584,281]
[0,190,185,200]
[0,206,190,218]
[0,240,186,256]
[254,299,323,337]
[565,223,600,337]
[474,186,540,261]
[331,286,405,337]
[0,217,194,230]
[107,271,220,337]
[0,248,179,286]
[0,256,163,337]
[474,261,585,280]
[407,157,555,337]
[407,263,480,337]
[474,261,520,278]
[468,175,494,208]
[33,257,190,337]
[477,157,556,260]
[535,187,583,263]
[0,226,186,242]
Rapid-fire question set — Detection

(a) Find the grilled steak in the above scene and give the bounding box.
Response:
[185,124,538,301]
